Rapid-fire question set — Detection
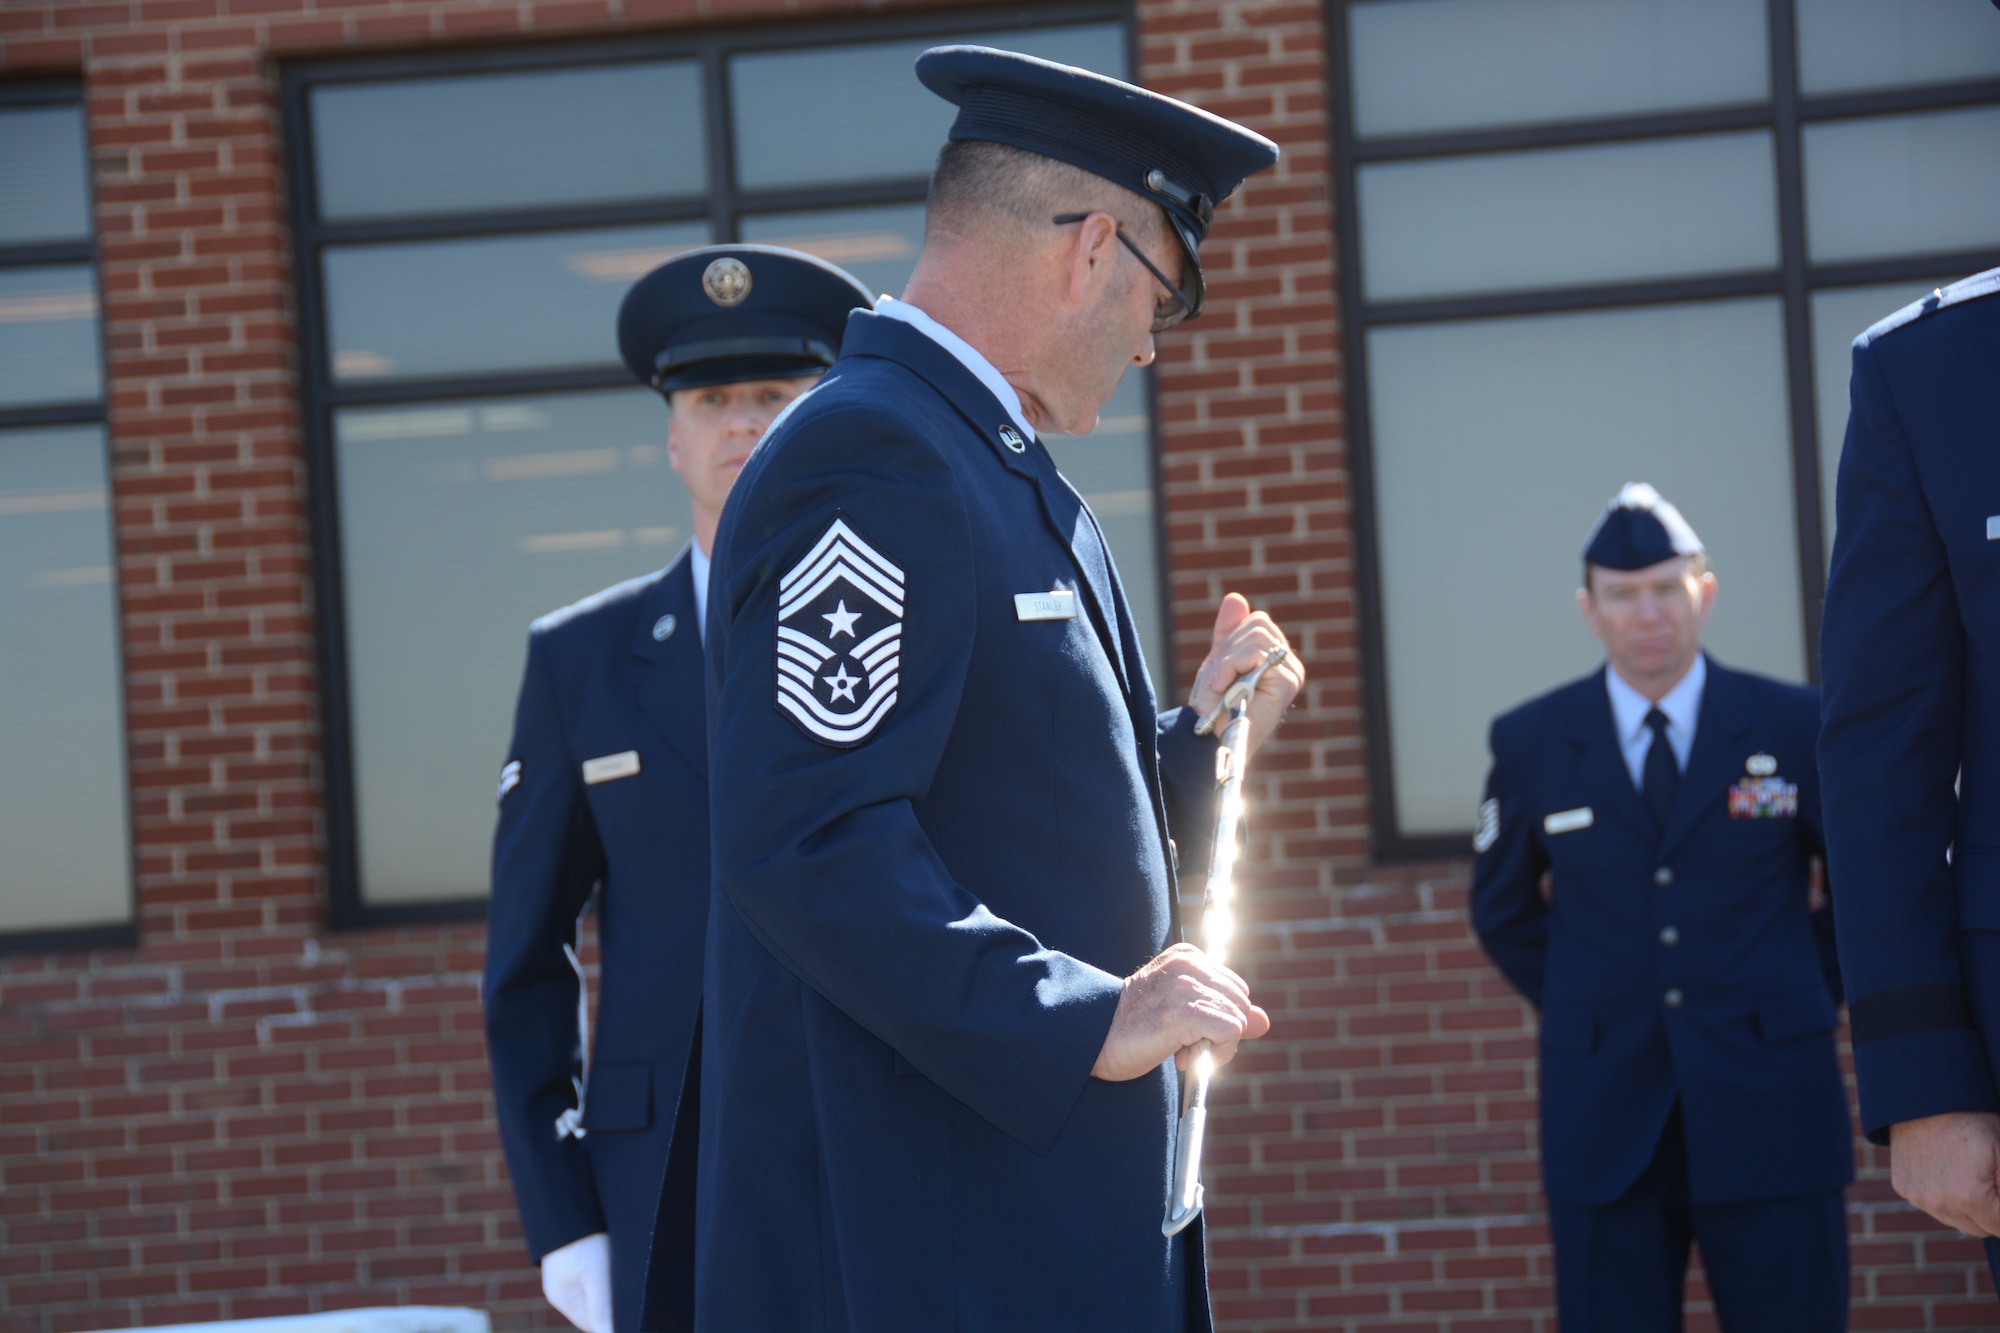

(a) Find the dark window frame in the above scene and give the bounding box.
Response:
[0,77,139,956]
[1326,0,2000,862]
[281,3,1153,929]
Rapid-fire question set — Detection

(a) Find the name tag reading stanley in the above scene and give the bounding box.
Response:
[1544,806,1594,835]
[582,750,641,785]
[1015,590,1078,621]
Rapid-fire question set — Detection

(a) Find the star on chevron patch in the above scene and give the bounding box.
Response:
[774,515,904,746]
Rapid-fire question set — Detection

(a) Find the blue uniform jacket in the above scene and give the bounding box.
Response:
[1820,267,2000,1142]
[484,552,708,1333]
[693,309,1221,1332]
[1471,658,1850,1206]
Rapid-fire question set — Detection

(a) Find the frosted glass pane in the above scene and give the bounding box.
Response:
[731,22,1126,190]
[1803,107,2000,263]
[1349,0,1769,139]
[337,389,689,903]
[1810,277,1958,557]
[0,105,91,245]
[0,265,102,408]
[741,204,926,304]
[1368,298,1802,836]
[324,222,711,382]
[0,426,132,931]
[312,63,705,222]
[1359,132,1778,302]
[1798,0,2000,95]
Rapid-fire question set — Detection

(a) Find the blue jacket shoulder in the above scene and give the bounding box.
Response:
[528,567,667,651]
[1491,671,1601,746]
[1859,265,2000,348]
[772,358,943,442]
[1722,664,1818,720]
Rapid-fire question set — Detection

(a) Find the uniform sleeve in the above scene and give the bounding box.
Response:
[707,408,1125,1155]
[1820,336,1998,1142]
[1156,705,1220,879]
[1793,696,1841,1005]
[483,629,609,1259]
[1469,719,1550,1006]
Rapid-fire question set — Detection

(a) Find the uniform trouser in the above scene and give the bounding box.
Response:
[1548,1104,1849,1333]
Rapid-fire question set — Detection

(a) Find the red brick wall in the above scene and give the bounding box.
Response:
[0,0,1990,1329]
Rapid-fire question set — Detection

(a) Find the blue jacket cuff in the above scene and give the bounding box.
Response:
[1854,1025,2000,1145]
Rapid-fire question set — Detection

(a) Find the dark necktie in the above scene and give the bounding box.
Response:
[1642,707,1679,832]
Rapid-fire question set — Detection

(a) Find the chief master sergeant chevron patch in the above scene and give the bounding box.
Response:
[774,515,905,746]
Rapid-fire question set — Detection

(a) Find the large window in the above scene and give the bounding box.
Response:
[285,9,1160,921]
[1331,0,2000,855]
[0,82,135,950]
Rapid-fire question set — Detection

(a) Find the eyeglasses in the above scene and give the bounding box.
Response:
[1052,213,1197,332]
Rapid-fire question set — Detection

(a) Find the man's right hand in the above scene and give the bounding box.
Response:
[542,1230,614,1333]
[1091,942,1270,1082]
[1890,1111,2000,1236]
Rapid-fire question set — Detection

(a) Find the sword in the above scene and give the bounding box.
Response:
[1163,645,1288,1237]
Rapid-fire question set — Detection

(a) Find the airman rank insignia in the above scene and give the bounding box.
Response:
[1473,798,1500,853]
[775,515,904,746]
[496,759,522,804]
[1727,776,1797,819]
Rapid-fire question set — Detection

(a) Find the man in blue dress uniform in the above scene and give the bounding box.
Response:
[690,47,1304,1332]
[483,245,873,1333]
[1819,265,2000,1283]
[1472,484,1850,1331]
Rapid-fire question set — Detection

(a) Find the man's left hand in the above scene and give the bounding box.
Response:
[1188,593,1304,756]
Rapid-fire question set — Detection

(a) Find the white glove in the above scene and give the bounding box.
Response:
[542,1231,613,1333]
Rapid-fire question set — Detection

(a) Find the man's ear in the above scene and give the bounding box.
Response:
[1063,211,1122,305]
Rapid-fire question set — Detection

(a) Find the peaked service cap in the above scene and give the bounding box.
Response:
[1581,483,1705,571]
[617,244,874,395]
[914,45,1279,324]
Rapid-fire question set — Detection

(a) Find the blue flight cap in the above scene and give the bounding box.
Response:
[915,45,1280,323]
[617,244,874,395]
[1581,483,1706,571]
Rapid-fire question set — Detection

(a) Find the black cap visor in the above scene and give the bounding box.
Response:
[652,333,837,392]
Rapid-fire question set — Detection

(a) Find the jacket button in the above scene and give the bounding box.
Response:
[1653,866,1674,887]
[1659,925,1680,946]
[1664,988,1684,1008]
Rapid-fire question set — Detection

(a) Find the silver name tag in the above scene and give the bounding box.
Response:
[582,750,641,784]
[1015,590,1077,621]
[1544,807,1594,835]
[1987,515,2000,541]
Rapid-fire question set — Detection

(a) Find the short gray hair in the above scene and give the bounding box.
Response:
[925,139,1161,242]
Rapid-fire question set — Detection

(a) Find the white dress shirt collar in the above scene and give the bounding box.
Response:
[873,296,1036,443]
[688,539,710,646]
[1605,653,1706,789]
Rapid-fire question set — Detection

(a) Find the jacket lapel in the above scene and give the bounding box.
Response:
[841,311,1136,696]
[1564,669,1656,841]
[630,552,707,778]
[1657,656,1753,859]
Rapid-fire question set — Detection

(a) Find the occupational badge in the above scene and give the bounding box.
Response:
[1473,798,1500,853]
[774,515,904,746]
[1745,752,1777,776]
[1727,775,1798,819]
[703,256,752,307]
